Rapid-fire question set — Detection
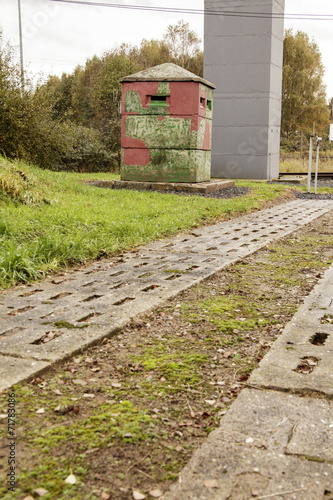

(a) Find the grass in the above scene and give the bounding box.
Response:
[0,155,294,289]
[280,153,333,173]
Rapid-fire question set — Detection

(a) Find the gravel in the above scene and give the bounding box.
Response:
[295,191,333,200]
[150,186,250,199]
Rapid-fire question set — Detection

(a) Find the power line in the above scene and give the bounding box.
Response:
[48,0,333,20]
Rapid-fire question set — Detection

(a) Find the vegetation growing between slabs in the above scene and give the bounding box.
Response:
[0,155,301,289]
[0,214,332,499]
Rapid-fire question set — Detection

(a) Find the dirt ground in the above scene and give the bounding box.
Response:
[0,209,333,500]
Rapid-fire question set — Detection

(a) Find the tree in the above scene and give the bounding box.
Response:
[281,29,330,139]
[163,20,202,73]
[138,39,171,69]
[329,97,333,121]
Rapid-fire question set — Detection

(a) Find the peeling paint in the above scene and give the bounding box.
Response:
[121,65,214,183]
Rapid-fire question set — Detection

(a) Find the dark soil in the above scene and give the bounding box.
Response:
[149,186,251,199]
[0,211,333,500]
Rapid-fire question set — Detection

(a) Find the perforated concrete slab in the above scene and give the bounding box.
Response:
[249,264,333,397]
[163,389,333,500]
[1,200,333,389]
[0,355,50,393]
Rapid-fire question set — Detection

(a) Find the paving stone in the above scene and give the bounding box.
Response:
[163,389,333,500]
[0,355,50,392]
[1,200,333,390]
[249,265,333,397]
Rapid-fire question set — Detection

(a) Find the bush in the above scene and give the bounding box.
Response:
[0,31,118,173]
[59,122,119,173]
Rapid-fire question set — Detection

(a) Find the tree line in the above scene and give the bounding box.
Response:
[0,22,331,172]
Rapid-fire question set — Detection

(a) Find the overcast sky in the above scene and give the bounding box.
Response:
[0,0,332,99]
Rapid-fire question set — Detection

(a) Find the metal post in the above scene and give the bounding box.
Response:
[18,0,24,89]
[307,135,313,193]
[314,137,322,195]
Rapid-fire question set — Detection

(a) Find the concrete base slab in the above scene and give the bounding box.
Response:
[276,175,307,184]
[249,265,333,397]
[96,179,235,194]
[163,389,333,499]
[0,355,50,392]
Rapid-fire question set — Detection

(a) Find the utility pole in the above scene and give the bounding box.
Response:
[18,0,24,89]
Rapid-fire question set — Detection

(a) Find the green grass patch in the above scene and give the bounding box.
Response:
[0,156,291,288]
[182,295,270,333]
[133,345,209,388]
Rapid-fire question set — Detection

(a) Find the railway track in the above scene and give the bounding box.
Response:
[279,172,333,179]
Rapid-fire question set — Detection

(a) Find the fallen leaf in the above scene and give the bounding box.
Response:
[223,351,232,358]
[86,448,99,454]
[307,359,317,366]
[53,389,62,395]
[65,473,77,485]
[133,491,146,500]
[72,379,87,386]
[124,432,134,438]
[91,367,101,372]
[203,479,219,489]
[30,378,44,385]
[175,445,184,452]
[101,491,111,500]
[34,488,49,497]
[36,408,45,414]
[83,394,95,398]
[149,489,163,498]
[111,382,122,388]
[23,496,34,500]
[205,400,216,406]
[54,404,79,415]
[0,414,8,419]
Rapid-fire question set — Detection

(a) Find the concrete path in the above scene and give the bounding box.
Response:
[163,253,333,499]
[1,199,333,393]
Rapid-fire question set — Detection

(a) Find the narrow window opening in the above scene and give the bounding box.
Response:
[200,97,206,108]
[150,95,168,106]
[207,100,212,111]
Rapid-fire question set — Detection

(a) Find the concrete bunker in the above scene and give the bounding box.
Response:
[120,63,216,183]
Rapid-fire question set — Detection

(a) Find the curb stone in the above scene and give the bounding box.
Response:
[162,261,333,500]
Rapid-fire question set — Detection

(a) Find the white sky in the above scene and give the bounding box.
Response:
[0,0,332,99]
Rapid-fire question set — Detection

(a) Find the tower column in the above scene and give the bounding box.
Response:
[204,0,285,179]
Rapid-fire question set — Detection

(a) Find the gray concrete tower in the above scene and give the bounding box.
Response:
[204,0,285,179]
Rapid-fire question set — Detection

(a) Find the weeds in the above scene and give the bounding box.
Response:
[0,156,293,289]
